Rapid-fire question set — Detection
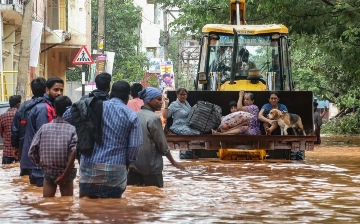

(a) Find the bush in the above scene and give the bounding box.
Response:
[322,112,360,134]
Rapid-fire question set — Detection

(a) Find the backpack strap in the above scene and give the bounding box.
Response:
[45,102,56,122]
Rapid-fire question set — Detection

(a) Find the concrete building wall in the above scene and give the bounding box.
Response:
[35,0,45,22]
[65,81,84,102]
[134,0,161,54]
[133,1,179,71]
[0,0,91,100]
[67,0,91,49]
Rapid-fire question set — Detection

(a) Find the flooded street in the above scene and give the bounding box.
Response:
[1,135,360,223]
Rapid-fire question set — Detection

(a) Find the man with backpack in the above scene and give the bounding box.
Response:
[62,72,111,164]
[11,77,47,175]
[20,77,64,187]
[62,72,111,124]
[78,81,143,198]
[80,72,111,100]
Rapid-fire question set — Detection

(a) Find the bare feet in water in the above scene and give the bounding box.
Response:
[265,128,271,135]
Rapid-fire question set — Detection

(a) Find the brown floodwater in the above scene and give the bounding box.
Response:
[1,135,360,223]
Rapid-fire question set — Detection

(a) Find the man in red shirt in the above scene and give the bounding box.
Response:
[127,83,144,112]
[1,95,21,164]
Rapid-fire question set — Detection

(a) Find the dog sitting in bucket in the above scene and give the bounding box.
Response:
[268,109,306,136]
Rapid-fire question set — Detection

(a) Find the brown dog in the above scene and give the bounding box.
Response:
[268,109,306,136]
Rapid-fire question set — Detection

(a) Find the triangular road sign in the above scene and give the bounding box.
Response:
[72,46,94,65]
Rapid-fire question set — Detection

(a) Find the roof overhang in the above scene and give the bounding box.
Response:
[43,29,71,44]
[202,24,289,35]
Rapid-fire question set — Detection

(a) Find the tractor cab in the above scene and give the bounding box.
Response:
[196,25,294,92]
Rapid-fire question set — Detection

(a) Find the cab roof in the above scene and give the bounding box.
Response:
[202,24,288,35]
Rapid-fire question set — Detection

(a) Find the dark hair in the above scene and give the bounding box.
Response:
[9,95,21,107]
[54,96,72,116]
[269,91,280,99]
[239,47,249,62]
[245,92,254,100]
[31,77,46,97]
[110,80,130,103]
[229,101,237,108]
[176,88,188,94]
[130,83,143,98]
[46,77,64,89]
[95,72,112,91]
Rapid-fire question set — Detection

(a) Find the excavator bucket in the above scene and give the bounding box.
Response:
[166,91,314,133]
[165,90,315,160]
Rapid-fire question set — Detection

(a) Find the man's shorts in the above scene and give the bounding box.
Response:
[79,162,127,198]
[127,170,164,188]
[44,172,76,185]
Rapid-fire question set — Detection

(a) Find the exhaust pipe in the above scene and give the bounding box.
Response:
[230,28,238,84]
[236,0,241,25]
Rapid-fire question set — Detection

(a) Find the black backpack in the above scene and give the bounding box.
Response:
[71,92,107,156]
[11,97,45,152]
[187,101,222,134]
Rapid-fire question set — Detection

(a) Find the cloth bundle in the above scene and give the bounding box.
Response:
[187,101,222,133]
[218,111,254,130]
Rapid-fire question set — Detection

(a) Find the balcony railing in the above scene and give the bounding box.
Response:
[0,0,24,11]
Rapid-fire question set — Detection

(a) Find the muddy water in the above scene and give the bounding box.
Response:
[1,135,360,223]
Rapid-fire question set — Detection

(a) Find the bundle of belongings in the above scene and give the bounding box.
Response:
[217,111,254,131]
[187,101,222,134]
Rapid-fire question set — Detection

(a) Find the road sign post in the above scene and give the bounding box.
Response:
[82,65,86,96]
[73,46,94,96]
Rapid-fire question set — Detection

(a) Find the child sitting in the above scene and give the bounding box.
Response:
[228,100,238,114]
[28,96,77,197]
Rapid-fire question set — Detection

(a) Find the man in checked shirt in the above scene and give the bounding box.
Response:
[29,96,77,197]
[0,95,21,164]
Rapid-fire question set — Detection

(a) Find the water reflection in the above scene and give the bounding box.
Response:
[1,135,360,223]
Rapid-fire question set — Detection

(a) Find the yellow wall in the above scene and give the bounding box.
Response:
[46,48,68,93]
[2,24,16,98]
[60,0,66,30]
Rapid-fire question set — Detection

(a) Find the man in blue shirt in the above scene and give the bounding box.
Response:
[79,80,143,198]
[11,77,46,176]
[62,72,111,124]
[21,77,64,187]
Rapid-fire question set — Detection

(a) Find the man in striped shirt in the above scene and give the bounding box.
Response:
[79,80,143,198]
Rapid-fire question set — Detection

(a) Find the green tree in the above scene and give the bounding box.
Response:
[66,67,81,81]
[92,0,148,82]
[167,34,180,87]
[155,0,360,106]
[67,0,149,82]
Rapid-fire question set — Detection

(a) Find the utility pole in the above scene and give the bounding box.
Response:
[177,40,182,87]
[186,55,190,89]
[81,0,105,96]
[154,3,160,25]
[97,0,105,54]
[163,8,168,62]
[180,40,200,90]
[16,0,34,100]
